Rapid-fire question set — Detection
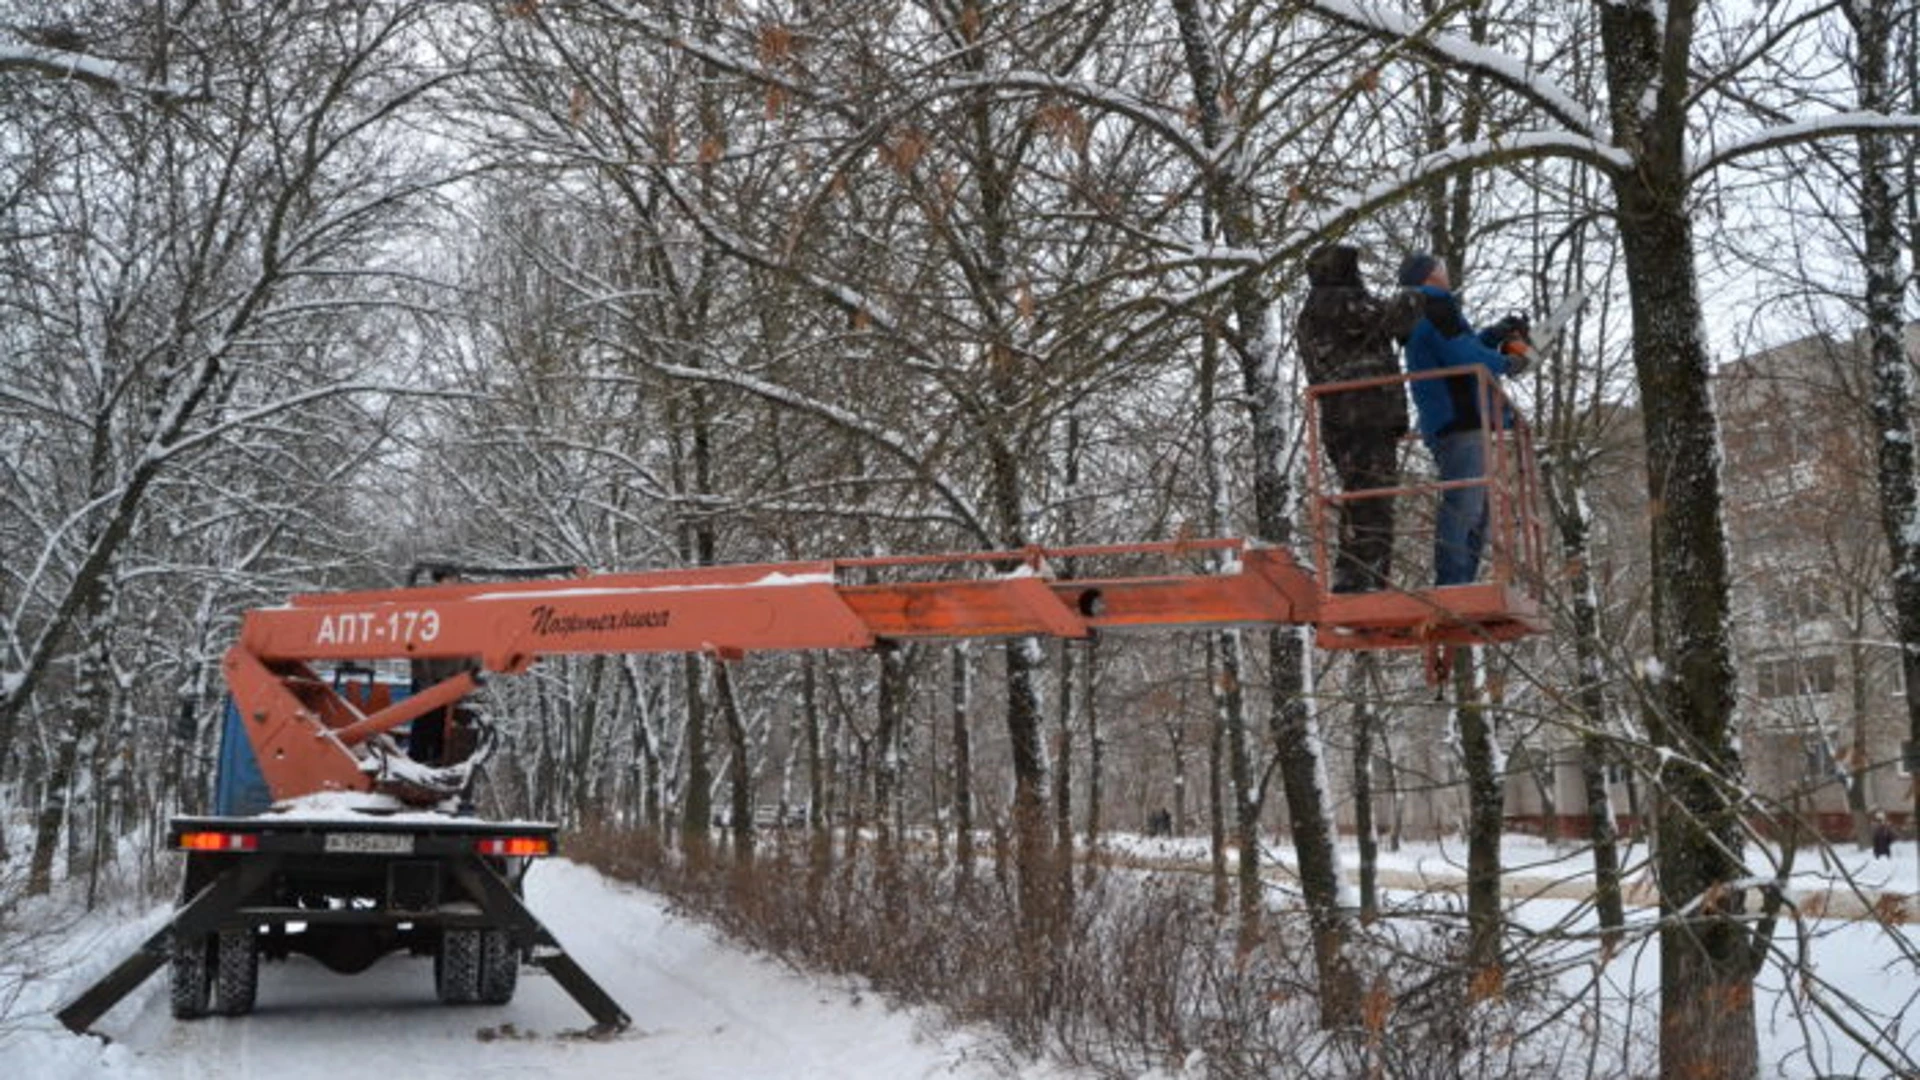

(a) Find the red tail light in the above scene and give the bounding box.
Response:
[178,831,260,852]
[475,836,551,857]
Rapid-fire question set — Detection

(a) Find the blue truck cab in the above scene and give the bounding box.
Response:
[213,667,410,816]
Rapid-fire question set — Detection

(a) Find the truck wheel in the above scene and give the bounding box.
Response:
[169,933,211,1019]
[435,928,481,1004]
[477,929,518,1005]
[212,928,259,1015]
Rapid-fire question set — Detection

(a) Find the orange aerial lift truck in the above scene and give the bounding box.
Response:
[56,368,1544,1038]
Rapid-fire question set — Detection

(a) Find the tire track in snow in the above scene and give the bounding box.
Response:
[66,860,1008,1080]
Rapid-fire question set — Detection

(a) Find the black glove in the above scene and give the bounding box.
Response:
[1490,312,1532,343]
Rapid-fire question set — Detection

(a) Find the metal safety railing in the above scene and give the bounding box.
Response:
[1303,365,1549,653]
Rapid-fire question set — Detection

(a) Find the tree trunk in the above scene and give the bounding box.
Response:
[680,652,712,860]
[1191,266,1243,920]
[715,662,753,861]
[1531,750,1561,845]
[873,644,907,842]
[1598,4,1760,1072]
[1207,668,1229,916]
[1547,444,1628,942]
[1846,638,1874,849]
[874,644,909,909]
[619,657,664,832]
[32,588,115,896]
[1197,289,1261,934]
[1081,640,1102,887]
[1209,631,1260,931]
[948,0,1056,963]
[533,684,557,820]
[670,385,718,860]
[1351,654,1380,921]
[1848,0,1920,891]
[950,645,974,883]
[1053,650,1074,919]
[1266,634,1357,1022]
[1380,728,1405,853]
[1172,0,1354,1015]
[28,730,80,896]
[1169,719,1188,836]
[1453,647,1503,977]
[1004,636,1055,957]
[804,655,831,896]
[1579,737,1626,948]
[1618,194,1757,1080]
[67,741,97,890]
[570,656,604,827]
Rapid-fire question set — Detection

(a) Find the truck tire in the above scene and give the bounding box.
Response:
[436,928,481,1004]
[212,928,259,1015]
[170,933,211,1019]
[477,929,518,1005]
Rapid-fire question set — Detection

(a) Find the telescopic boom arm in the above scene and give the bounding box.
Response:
[225,540,1317,804]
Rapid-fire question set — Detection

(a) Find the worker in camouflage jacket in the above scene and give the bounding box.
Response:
[1295,244,1421,593]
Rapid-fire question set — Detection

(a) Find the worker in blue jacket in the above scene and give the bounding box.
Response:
[1396,252,1533,587]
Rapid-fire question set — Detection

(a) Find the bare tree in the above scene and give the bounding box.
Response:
[1846,0,1920,895]
[1285,2,1920,1072]
[1,1,463,888]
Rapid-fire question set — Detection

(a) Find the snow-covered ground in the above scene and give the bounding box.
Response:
[6,833,1915,1079]
[4,860,1042,1080]
[1102,831,1920,1078]
[1109,830,1920,917]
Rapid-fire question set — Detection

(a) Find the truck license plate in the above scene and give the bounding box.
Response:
[323,832,414,854]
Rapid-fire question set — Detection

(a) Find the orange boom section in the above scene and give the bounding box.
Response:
[225,540,1319,804]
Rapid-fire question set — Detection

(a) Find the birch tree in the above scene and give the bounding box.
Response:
[1845,0,1920,890]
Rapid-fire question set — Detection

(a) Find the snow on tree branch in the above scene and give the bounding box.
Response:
[1301,0,1598,137]
[1193,130,1632,287]
[0,39,202,101]
[644,360,991,542]
[1690,110,1920,182]
[579,1,842,114]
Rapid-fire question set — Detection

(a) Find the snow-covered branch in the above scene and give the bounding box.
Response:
[1690,110,1920,182]
[643,360,991,543]
[1237,130,1631,285]
[0,40,202,101]
[1299,0,1599,137]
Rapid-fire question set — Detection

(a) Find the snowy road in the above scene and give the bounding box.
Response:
[19,862,1025,1080]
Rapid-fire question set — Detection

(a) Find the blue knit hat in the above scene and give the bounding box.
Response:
[1398,252,1440,287]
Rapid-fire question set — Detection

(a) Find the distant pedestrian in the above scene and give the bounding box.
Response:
[1147,807,1173,838]
[1871,811,1894,859]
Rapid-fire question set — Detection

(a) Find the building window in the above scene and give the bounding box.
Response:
[1759,580,1828,624]
[1756,655,1837,699]
[1804,738,1838,782]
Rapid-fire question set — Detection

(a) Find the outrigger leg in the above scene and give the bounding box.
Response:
[58,856,284,1036]
[444,855,630,1033]
[58,854,628,1037]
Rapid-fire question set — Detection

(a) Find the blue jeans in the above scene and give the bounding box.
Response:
[1432,430,1487,587]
